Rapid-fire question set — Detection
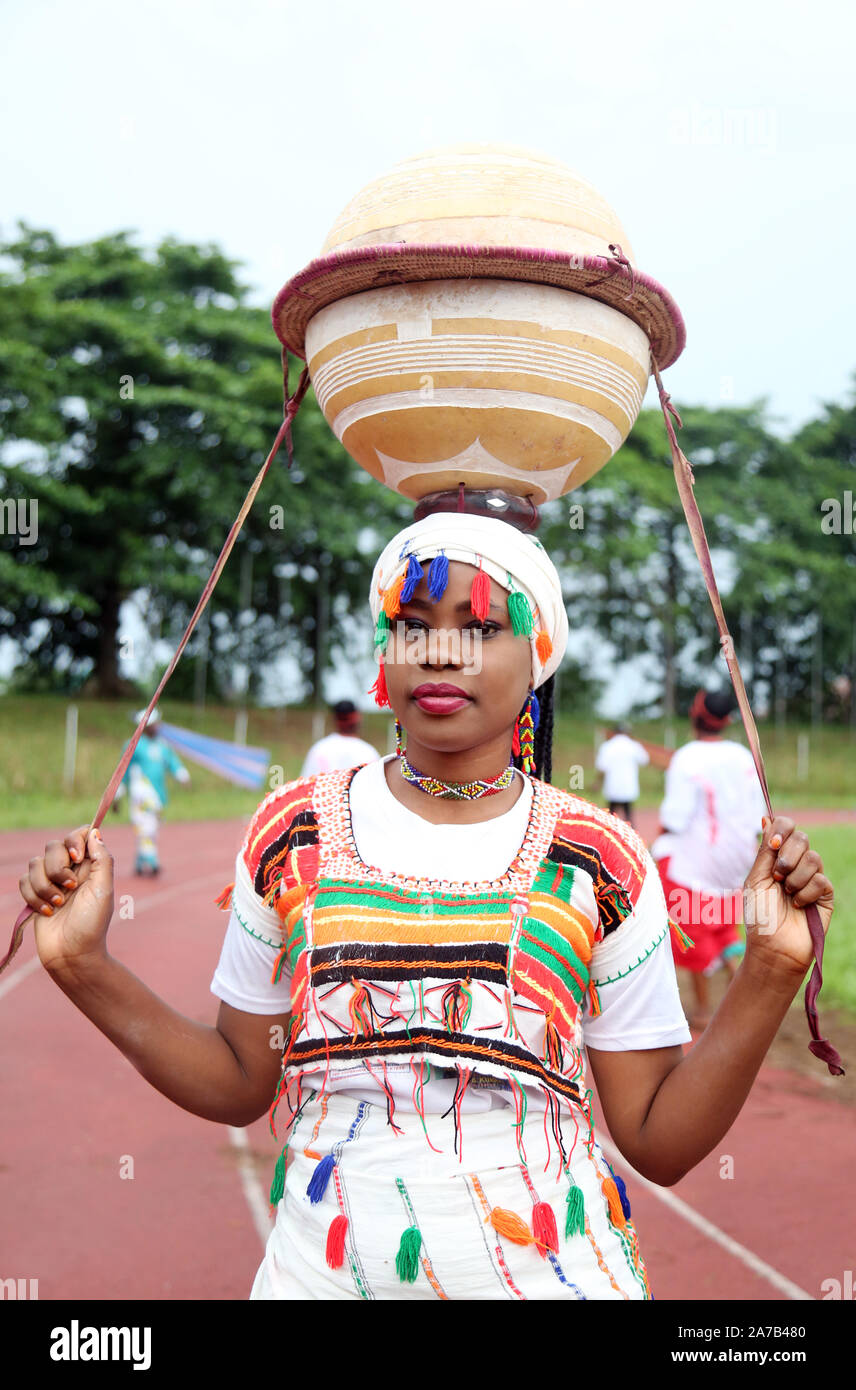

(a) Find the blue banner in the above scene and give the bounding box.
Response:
[158,722,270,789]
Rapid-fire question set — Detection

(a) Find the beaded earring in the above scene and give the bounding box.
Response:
[516,689,540,774]
[394,719,404,757]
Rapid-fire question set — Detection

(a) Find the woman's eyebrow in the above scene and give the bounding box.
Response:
[402,597,505,615]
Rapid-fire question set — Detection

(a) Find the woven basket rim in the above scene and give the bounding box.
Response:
[272,242,686,370]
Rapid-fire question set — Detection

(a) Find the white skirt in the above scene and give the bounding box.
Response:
[250,1092,652,1301]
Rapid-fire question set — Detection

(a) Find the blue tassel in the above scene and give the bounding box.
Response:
[613,1172,632,1220]
[427,552,449,600]
[529,690,540,732]
[306,1153,336,1204]
[401,554,424,602]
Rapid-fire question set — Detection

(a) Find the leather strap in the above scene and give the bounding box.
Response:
[0,362,310,977]
[652,357,843,1076]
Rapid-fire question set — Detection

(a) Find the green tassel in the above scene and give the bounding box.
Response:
[565,1182,585,1238]
[395,1225,422,1283]
[269,1149,286,1205]
[374,611,390,650]
[507,590,534,636]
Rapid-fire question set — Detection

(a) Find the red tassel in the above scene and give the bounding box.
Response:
[512,720,520,757]
[368,659,390,708]
[532,1201,559,1256]
[326,1213,348,1268]
[470,564,491,621]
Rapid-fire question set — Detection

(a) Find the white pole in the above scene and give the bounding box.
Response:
[63,704,78,792]
[311,710,325,743]
[234,709,248,746]
[796,732,810,782]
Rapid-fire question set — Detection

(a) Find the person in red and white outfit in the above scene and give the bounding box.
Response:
[651,690,767,1029]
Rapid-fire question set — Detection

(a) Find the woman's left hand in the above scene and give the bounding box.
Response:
[742,816,834,979]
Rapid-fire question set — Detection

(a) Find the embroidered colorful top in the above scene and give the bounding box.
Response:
[217,767,683,1136]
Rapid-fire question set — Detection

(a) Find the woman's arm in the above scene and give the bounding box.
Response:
[588,816,834,1186]
[19,827,287,1127]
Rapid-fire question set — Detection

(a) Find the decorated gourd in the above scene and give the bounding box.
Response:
[273,144,685,503]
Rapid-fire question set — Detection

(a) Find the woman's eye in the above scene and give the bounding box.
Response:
[466,620,501,636]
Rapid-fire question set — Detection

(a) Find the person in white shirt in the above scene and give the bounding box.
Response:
[594,725,650,826]
[300,700,380,776]
[651,689,768,1028]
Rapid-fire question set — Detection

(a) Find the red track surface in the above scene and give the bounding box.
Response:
[1,816,852,1302]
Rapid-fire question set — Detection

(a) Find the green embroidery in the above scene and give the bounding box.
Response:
[590,926,668,986]
[232,901,280,951]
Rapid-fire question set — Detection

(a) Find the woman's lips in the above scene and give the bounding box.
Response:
[411,683,472,714]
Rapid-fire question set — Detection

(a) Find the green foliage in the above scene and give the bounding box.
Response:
[0,226,405,697]
[1,223,854,718]
[542,392,856,720]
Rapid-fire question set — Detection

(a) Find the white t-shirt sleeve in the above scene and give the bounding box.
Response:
[659,752,698,833]
[210,853,293,1014]
[583,850,691,1051]
[635,742,650,766]
[300,742,327,778]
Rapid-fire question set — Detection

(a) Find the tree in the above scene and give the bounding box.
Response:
[0,227,405,698]
[539,405,776,714]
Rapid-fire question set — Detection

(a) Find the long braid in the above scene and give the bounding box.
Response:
[534,675,554,784]
[512,675,555,784]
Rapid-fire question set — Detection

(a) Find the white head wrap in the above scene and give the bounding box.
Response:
[369,513,568,688]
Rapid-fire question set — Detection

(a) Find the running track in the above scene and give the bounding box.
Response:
[0,816,852,1301]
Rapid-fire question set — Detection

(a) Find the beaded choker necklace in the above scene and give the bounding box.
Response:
[399,755,516,800]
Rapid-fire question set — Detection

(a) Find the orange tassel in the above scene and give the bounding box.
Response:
[369,659,391,708]
[532,1201,559,1256]
[535,630,553,664]
[214,882,233,911]
[275,883,307,924]
[588,979,602,1017]
[470,564,491,621]
[602,1176,627,1229]
[670,918,694,953]
[326,1214,348,1268]
[488,1207,538,1247]
[382,573,406,618]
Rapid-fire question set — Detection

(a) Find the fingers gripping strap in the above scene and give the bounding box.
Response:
[652,357,842,1077]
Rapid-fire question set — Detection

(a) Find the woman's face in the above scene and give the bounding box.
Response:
[382,559,532,760]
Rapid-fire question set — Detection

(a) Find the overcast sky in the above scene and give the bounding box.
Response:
[3,0,856,436]
[2,0,855,709]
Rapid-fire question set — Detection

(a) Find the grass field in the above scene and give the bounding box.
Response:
[3,695,855,827]
[3,695,853,1011]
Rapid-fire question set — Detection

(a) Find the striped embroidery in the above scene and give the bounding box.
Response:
[246,770,654,1131]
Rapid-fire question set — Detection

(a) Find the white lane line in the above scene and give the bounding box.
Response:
[0,872,224,1000]
[596,1132,814,1301]
[228,1127,273,1248]
[0,955,40,1001]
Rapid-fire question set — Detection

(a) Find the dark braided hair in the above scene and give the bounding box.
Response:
[512,675,555,784]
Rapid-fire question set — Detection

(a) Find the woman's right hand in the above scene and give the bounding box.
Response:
[19,827,114,974]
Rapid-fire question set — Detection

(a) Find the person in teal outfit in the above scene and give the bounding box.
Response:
[116,708,190,875]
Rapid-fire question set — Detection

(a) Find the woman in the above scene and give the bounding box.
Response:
[19,512,834,1301]
[652,690,768,1029]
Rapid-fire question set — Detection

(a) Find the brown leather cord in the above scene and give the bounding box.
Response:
[651,356,843,1076]
[1,359,310,977]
